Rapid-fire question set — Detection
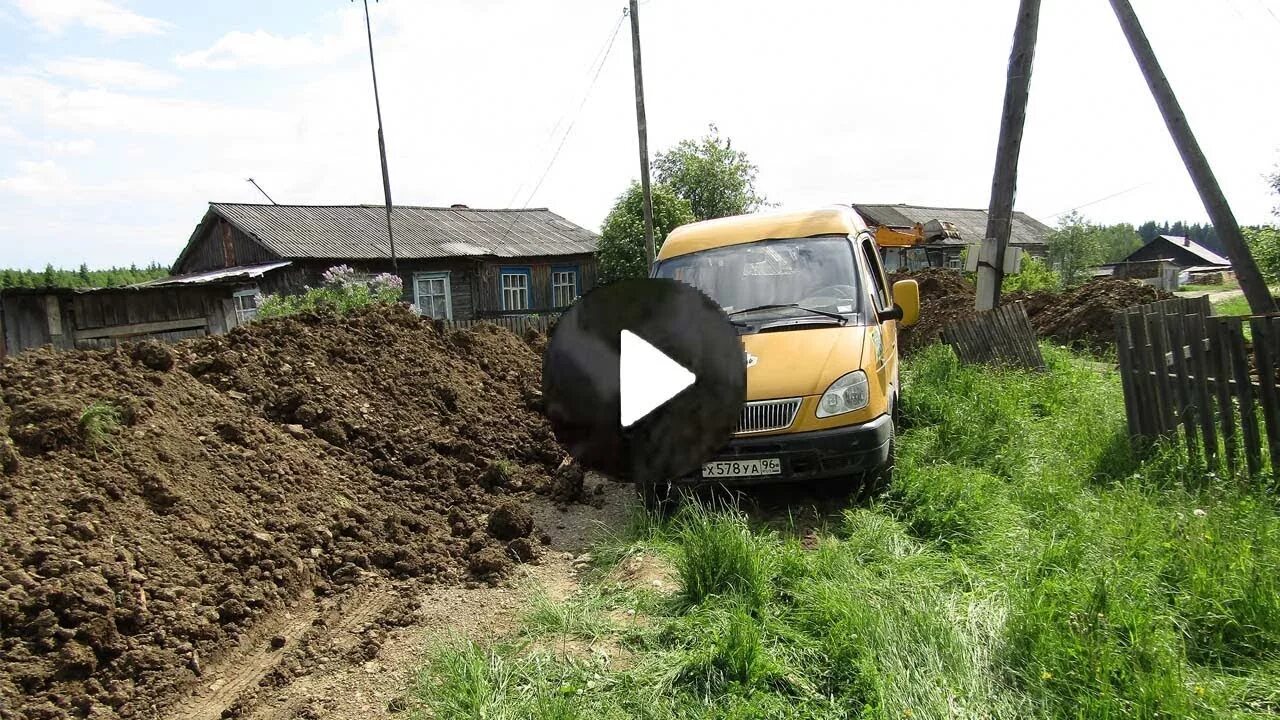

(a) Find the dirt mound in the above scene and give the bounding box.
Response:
[1025,278,1171,350]
[0,305,571,719]
[890,270,1171,354]
[889,269,975,354]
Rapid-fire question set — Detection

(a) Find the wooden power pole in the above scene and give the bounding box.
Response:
[1109,0,1274,314]
[357,0,399,275]
[976,0,1042,311]
[628,0,657,270]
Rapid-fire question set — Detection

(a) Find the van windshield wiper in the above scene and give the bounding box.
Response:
[726,303,848,325]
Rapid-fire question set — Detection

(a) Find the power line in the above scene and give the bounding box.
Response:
[504,11,626,209]
[1043,180,1153,220]
[493,10,626,247]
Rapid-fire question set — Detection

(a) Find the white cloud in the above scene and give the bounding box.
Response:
[176,28,356,70]
[0,159,73,197]
[13,0,170,37]
[44,57,179,90]
[0,74,289,139]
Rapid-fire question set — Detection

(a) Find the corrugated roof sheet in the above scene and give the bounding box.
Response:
[853,203,1053,247]
[136,261,292,287]
[1154,235,1230,266]
[208,203,599,260]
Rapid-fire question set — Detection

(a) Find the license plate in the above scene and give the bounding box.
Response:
[701,458,782,478]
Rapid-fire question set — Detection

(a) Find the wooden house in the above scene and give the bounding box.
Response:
[171,202,601,321]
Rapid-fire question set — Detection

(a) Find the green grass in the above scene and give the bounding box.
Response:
[1182,281,1239,294]
[79,400,121,452]
[411,345,1280,719]
[1213,295,1251,318]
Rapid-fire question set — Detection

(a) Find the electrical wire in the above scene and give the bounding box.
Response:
[494,9,626,245]
[1043,181,1154,221]
[502,11,627,209]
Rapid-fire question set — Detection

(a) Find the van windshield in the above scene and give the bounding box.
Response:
[654,236,862,320]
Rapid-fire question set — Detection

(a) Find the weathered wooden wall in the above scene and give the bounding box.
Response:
[0,286,239,355]
[475,254,598,315]
[177,218,279,273]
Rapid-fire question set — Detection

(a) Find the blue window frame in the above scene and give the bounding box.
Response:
[499,266,532,311]
[550,264,580,308]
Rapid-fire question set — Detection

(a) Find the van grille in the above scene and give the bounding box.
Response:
[736,398,802,435]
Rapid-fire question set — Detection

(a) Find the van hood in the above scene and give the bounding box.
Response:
[740,326,868,400]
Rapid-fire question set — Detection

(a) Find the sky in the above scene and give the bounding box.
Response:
[0,0,1278,271]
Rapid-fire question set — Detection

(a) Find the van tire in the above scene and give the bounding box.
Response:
[859,411,896,500]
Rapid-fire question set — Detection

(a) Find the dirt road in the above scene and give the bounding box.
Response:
[162,480,636,720]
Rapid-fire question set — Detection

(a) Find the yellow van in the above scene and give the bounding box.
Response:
[654,206,920,487]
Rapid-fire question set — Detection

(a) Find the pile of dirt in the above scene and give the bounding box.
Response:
[888,269,976,354]
[890,269,1172,353]
[1021,278,1172,350]
[0,305,574,719]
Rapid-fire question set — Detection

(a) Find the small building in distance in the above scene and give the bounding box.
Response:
[1111,235,1232,287]
[170,202,601,321]
[1121,234,1230,270]
[854,203,1053,272]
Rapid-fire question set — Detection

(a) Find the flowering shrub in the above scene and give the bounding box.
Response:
[257,265,404,320]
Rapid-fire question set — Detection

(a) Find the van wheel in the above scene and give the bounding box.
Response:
[858,416,896,501]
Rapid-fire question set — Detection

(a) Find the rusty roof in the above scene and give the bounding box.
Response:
[853,204,1053,247]
[182,203,599,266]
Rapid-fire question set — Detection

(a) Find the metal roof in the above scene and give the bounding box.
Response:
[853,204,1053,247]
[1151,235,1230,266]
[200,203,598,261]
[136,261,292,287]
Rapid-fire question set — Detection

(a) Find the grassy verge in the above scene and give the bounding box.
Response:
[1182,282,1239,295]
[410,345,1280,719]
[1213,295,1251,318]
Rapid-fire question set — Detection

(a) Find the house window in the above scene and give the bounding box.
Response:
[551,267,579,308]
[414,272,452,320]
[946,254,963,270]
[233,288,260,324]
[501,268,531,311]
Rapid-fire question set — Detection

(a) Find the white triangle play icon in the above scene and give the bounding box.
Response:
[619,329,696,428]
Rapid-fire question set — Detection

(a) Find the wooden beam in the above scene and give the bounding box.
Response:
[1108,0,1275,315]
[77,317,209,340]
[976,0,1042,311]
[629,0,657,269]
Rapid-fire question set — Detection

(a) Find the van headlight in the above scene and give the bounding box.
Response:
[816,371,869,418]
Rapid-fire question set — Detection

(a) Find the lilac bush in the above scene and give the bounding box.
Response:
[258,265,404,319]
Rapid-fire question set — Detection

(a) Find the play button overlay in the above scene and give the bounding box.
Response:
[542,278,746,483]
[619,330,695,427]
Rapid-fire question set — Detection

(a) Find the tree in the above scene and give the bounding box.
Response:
[595,182,695,283]
[652,125,766,221]
[1045,212,1104,286]
[1095,223,1144,263]
[1244,226,1280,282]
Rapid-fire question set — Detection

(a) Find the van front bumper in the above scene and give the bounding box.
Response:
[679,413,893,485]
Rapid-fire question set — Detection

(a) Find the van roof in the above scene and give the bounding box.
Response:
[658,206,868,261]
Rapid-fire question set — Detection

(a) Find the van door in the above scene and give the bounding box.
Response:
[858,235,898,401]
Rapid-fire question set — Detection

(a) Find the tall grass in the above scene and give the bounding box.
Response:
[413,344,1280,719]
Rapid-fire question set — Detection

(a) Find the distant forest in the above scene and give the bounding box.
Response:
[0,263,170,290]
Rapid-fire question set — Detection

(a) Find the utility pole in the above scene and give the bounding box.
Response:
[1109,0,1274,314]
[628,0,656,270]
[356,0,399,275]
[976,0,1042,311]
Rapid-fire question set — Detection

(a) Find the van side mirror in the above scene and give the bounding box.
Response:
[891,279,920,327]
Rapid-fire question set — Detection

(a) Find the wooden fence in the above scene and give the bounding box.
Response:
[942,301,1045,370]
[1114,295,1280,478]
[444,314,558,336]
